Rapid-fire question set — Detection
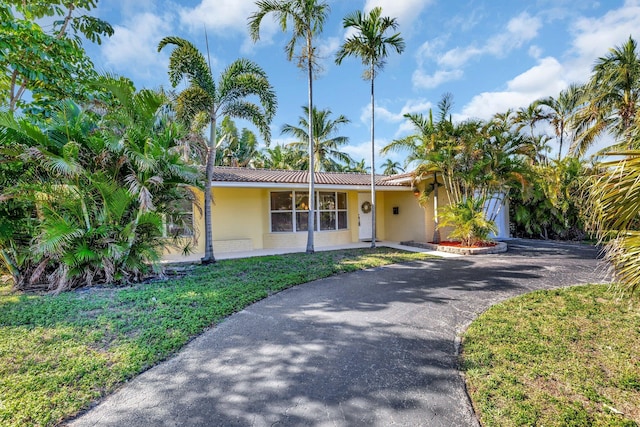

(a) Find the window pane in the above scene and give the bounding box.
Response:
[295,192,310,211]
[319,211,336,230]
[296,212,308,231]
[337,192,347,210]
[337,211,347,230]
[271,192,292,211]
[319,192,335,210]
[271,212,293,232]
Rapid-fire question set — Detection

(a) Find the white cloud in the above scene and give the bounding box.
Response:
[412,69,463,89]
[567,0,640,82]
[343,137,401,172]
[101,12,173,84]
[461,57,565,120]
[360,98,432,124]
[437,46,482,68]
[364,0,434,28]
[528,45,543,59]
[179,0,257,35]
[413,12,541,90]
[318,36,341,63]
[456,2,640,122]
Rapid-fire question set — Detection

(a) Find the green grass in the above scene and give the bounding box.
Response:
[0,247,436,426]
[461,284,640,427]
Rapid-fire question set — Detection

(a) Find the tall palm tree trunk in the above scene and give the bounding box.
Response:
[202,114,216,264]
[370,67,376,248]
[306,50,315,254]
[432,171,441,243]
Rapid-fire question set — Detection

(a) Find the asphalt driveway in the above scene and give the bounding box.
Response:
[69,239,609,427]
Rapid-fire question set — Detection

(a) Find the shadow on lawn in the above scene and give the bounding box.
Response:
[69,239,609,426]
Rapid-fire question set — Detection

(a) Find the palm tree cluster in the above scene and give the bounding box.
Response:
[383,94,529,245]
[0,78,199,292]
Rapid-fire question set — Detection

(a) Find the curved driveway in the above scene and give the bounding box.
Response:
[70,239,609,427]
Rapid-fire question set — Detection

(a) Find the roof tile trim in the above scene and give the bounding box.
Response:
[211,167,412,187]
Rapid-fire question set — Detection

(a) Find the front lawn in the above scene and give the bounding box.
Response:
[0,247,436,427]
[461,284,640,426]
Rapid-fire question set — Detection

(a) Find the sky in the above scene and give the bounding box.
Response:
[82,0,640,171]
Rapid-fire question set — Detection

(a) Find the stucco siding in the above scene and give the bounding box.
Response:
[382,192,428,243]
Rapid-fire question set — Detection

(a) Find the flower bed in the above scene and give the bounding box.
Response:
[400,240,508,255]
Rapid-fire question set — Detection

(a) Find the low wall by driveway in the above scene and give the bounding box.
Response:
[401,240,509,255]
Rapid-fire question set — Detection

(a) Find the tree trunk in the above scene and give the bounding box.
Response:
[306,38,315,254]
[201,113,216,264]
[432,172,441,243]
[370,68,376,248]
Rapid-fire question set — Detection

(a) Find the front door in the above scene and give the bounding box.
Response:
[358,193,373,241]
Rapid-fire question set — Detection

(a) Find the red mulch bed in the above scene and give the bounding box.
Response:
[429,241,497,248]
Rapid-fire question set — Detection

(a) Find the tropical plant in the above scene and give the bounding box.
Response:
[439,197,498,247]
[510,157,587,240]
[335,6,405,248]
[381,159,403,175]
[0,1,113,113]
[257,144,304,170]
[383,95,529,244]
[572,36,640,156]
[249,0,330,254]
[340,158,370,173]
[586,151,640,295]
[158,36,276,263]
[282,106,352,172]
[216,117,261,167]
[0,79,199,292]
[534,84,584,160]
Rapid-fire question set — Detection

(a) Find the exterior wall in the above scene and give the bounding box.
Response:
[419,181,454,243]
[375,193,386,241]
[163,187,205,256]
[263,230,353,249]
[382,191,428,243]
[212,187,266,251]
[162,185,436,259]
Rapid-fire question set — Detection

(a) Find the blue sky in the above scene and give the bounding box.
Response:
[84,0,640,171]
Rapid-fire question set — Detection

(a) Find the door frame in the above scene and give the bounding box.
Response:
[357,193,373,241]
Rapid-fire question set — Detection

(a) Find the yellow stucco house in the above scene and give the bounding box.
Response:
[163,167,450,259]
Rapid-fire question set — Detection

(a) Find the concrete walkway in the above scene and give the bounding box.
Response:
[69,239,609,427]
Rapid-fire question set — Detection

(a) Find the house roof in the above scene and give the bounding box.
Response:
[211,167,413,190]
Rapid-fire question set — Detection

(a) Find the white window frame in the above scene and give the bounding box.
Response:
[269,191,348,233]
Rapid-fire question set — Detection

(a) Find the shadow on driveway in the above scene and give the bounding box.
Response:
[69,239,609,427]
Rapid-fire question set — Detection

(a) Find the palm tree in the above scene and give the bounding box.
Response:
[587,151,640,295]
[249,0,330,254]
[340,158,370,173]
[381,159,403,175]
[158,37,277,264]
[537,83,584,160]
[258,144,303,170]
[573,37,640,156]
[216,117,261,167]
[282,106,352,172]
[335,6,405,248]
[0,79,199,291]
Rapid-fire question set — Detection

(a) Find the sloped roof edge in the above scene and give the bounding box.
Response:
[210,167,413,187]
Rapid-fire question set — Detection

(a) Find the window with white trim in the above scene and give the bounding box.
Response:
[270,191,347,232]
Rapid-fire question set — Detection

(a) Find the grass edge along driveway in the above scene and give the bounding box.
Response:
[0,248,436,427]
[461,284,640,427]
